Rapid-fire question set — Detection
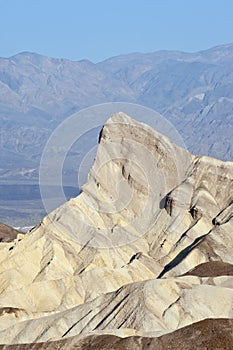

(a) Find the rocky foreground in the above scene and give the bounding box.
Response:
[0,113,232,348]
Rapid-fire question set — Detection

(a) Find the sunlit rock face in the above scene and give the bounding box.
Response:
[0,113,232,347]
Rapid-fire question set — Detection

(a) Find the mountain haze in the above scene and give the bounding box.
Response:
[0,44,233,226]
[1,43,233,171]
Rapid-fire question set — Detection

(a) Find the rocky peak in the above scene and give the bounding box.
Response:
[0,113,232,346]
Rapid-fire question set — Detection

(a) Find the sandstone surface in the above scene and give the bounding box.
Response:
[0,113,232,347]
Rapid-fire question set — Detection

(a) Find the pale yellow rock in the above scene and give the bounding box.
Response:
[0,112,232,344]
[0,276,233,344]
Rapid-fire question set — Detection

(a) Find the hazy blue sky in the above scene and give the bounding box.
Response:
[0,0,233,62]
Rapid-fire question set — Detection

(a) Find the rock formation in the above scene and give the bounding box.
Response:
[0,112,232,348]
[1,319,232,350]
[0,224,23,243]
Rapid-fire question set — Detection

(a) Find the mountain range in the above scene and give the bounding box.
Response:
[0,43,233,225]
[1,43,233,169]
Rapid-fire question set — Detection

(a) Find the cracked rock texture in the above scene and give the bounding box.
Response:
[0,113,232,347]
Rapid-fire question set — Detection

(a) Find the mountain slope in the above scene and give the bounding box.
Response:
[0,43,233,174]
[0,113,232,346]
[1,44,233,226]
[1,319,233,349]
[0,223,23,243]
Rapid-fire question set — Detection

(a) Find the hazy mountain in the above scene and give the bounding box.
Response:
[1,44,233,225]
[1,44,233,171]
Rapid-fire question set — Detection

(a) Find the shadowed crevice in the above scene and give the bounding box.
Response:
[157,230,211,278]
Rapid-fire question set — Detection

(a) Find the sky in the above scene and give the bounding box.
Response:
[0,0,233,62]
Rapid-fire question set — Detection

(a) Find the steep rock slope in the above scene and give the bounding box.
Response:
[0,113,232,345]
[2,44,233,227]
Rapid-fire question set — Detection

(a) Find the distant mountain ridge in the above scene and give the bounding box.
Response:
[0,43,233,174]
